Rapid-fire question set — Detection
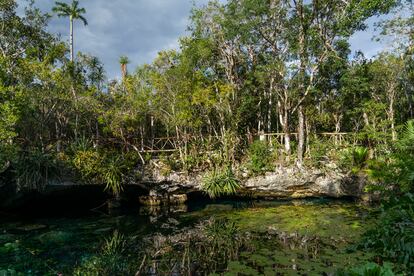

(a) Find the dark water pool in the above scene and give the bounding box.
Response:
[0,199,374,275]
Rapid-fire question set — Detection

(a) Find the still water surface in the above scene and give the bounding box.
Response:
[0,199,373,275]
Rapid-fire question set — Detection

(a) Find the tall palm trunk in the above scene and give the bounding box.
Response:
[121,64,127,81]
[70,15,74,62]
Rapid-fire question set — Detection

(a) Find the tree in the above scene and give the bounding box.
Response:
[376,0,414,117]
[52,0,87,62]
[119,56,130,81]
[288,0,396,166]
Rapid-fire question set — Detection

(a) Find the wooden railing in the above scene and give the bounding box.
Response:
[135,132,352,153]
[258,132,349,146]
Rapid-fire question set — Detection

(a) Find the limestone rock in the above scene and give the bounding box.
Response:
[169,194,187,205]
[243,170,362,199]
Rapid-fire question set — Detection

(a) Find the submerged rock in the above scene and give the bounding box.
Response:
[15,224,48,232]
[37,231,72,244]
[0,234,16,244]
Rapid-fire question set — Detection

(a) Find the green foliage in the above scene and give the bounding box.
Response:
[307,137,338,167]
[74,231,128,275]
[71,147,137,196]
[362,194,414,273]
[246,140,273,174]
[353,147,370,170]
[337,262,395,276]
[118,56,129,65]
[0,144,17,175]
[0,0,412,208]
[368,121,414,193]
[338,146,370,173]
[72,149,101,181]
[52,0,88,25]
[201,167,240,199]
[101,155,126,196]
[14,149,61,191]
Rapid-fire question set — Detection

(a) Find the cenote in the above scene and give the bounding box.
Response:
[0,198,374,275]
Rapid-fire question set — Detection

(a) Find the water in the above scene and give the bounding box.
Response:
[0,199,373,275]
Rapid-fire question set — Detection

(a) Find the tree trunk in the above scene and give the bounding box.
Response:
[305,117,310,155]
[121,64,127,81]
[267,77,274,133]
[388,85,397,141]
[297,105,305,167]
[279,101,291,159]
[70,16,74,62]
[389,100,396,141]
[296,0,306,167]
[334,114,343,145]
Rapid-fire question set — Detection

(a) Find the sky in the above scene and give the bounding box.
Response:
[17,0,390,79]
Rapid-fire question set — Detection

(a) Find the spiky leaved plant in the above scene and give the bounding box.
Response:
[201,167,240,199]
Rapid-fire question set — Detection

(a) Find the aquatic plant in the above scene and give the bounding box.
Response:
[74,231,130,275]
[201,167,240,198]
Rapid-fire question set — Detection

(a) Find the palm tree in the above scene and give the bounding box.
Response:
[53,1,88,62]
[119,56,130,81]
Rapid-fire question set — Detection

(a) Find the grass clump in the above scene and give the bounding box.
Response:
[14,149,61,191]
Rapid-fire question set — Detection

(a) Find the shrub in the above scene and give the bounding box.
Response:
[337,262,395,276]
[201,167,240,199]
[338,146,370,173]
[307,137,335,167]
[362,194,414,273]
[367,120,414,193]
[72,149,102,182]
[247,140,273,174]
[71,149,134,196]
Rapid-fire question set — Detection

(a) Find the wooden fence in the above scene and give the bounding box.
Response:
[258,132,349,146]
[136,132,353,153]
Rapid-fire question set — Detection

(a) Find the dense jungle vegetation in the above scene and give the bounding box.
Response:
[1,0,414,274]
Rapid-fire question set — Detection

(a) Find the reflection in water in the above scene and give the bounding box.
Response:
[0,199,373,275]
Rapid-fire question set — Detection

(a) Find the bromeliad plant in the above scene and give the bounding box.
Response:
[352,146,369,171]
[201,167,240,199]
